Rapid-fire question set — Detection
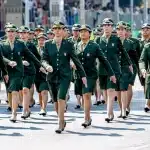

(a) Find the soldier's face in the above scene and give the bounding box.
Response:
[6,31,16,39]
[72,30,79,37]
[38,37,45,47]
[141,28,150,37]
[53,27,63,37]
[19,32,29,40]
[63,29,69,38]
[29,33,35,39]
[116,27,126,38]
[80,30,90,40]
[103,24,113,35]
[48,33,54,39]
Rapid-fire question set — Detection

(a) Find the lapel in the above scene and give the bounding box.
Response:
[52,39,65,53]
[6,38,18,52]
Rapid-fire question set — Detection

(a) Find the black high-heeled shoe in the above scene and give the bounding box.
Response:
[144,107,150,112]
[29,100,35,108]
[18,105,23,110]
[126,108,130,116]
[105,118,111,123]
[101,100,105,104]
[21,112,31,119]
[55,121,66,134]
[7,107,12,112]
[9,113,17,123]
[81,119,92,128]
[122,116,127,120]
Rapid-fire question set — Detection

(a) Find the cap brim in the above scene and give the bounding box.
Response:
[141,26,150,29]
[37,35,47,39]
[116,25,126,29]
[102,23,113,25]
[35,28,44,31]
[72,27,80,31]
[80,28,91,32]
[52,25,64,29]
[6,28,17,32]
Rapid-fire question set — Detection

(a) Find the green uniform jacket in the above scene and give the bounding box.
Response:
[139,43,150,73]
[122,39,138,67]
[42,39,86,81]
[95,35,132,76]
[1,39,42,77]
[129,37,141,58]
[35,46,47,81]
[23,41,41,75]
[0,44,8,76]
[76,40,114,79]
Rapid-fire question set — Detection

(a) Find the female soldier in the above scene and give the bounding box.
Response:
[75,25,116,127]
[42,21,87,134]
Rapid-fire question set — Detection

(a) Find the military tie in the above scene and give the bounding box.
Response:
[56,41,61,51]
[9,41,14,50]
[81,43,86,52]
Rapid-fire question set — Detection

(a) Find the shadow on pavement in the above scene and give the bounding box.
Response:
[65,130,123,137]
[0,125,43,130]
[92,126,145,131]
[0,132,23,137]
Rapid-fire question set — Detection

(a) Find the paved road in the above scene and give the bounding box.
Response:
[0,78,150,150]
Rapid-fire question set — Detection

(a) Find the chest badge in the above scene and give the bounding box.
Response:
[112,43,114,47]
[87,53,90,56]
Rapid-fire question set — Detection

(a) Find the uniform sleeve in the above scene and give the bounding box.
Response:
[139,45,148,71]
[0,45,8,76]
[96,44,114,77]
[23,43,42,68]
[118,38,132,66]
[69,42,86,78]
[41,42,50,68]
[31,44,41,60]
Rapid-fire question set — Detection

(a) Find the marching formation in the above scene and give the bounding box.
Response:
[0,18,150,134]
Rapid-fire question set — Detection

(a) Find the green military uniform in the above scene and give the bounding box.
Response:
[139,43,150,99]
[42,21,86,102]
[19,26,38,89]
[35,33,49,93]
[95,19,132,90]
[75,25,114,94]
[138,23,150,86]
[0,44,8,76]
[1,24,42,92]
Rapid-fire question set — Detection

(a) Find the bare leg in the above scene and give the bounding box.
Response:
[83,93,92,121]
[121,91,127,117]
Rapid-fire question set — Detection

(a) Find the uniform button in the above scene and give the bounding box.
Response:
[82,58,84,60]
[57,59,59,61]
[105,51,107,53]
[11,53,13,54]
[57,64,59,66]
[82,62,84,65]
[57,54,59,56]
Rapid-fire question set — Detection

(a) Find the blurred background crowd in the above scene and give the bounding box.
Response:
[0,0,150,36]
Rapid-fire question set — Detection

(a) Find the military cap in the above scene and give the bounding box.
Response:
[80,25,92,32]
[37,33,48,39]
[93,28,101,35]
[47,29,54,34]
[35,25,44,31]
[19,26,29,33]
[126,23,131,30]
[5,24,17,32]
[141,23,150,29]
[52,21,65,29]
[102,18,114,25]
[116,21,127,29]
[72,24,81,31]
[4,22,13,29]
[29,28,34,34]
